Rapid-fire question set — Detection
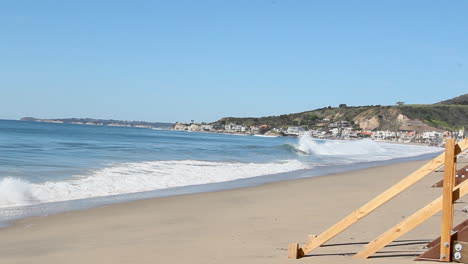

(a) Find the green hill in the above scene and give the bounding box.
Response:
[214,95,468,132]
[437,93,468,105]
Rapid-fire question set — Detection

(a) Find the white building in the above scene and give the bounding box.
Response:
[286,126,306,136]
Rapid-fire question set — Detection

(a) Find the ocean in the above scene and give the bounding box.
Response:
[0,119,442,225]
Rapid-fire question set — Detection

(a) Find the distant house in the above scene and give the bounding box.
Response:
[174,122,189,131]
[286,126,306,136]
[225,123,246,133]
[201,124,213,131]
[422,131,443,140]
[329,120,349,128]
[250,126,260,134]
[189,124,201,131]
[331,128,340,137]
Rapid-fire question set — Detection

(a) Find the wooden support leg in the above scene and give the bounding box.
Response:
[288,243,300,259]
[353,179,468,259]
[440,138,457,261]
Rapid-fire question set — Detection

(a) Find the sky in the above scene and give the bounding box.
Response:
[0,1,467,123]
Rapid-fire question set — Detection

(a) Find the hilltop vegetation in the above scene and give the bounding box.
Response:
[213,94,468,132]
[437,93,468,105]
[398,104,468,131]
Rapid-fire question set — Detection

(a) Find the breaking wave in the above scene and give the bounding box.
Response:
[289,135,442,162]
[0,159,308,208]
[294,136,386,155]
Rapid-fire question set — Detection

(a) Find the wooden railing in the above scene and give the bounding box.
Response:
[288,138,468,261]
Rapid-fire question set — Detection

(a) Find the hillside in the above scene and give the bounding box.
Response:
[214,95,468,132]
[437,93,468,105]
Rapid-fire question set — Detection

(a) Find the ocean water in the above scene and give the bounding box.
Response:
[0,120,442,224]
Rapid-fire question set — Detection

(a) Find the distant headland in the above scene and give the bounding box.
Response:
[20,117,174,129]
[175,94,468,146]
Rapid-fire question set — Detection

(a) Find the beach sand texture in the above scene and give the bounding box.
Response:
[0,159,467,264]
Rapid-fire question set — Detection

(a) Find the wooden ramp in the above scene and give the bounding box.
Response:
[288,138,468,262]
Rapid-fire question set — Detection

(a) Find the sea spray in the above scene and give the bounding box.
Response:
[0,178,44,207]
[295,135,386,156]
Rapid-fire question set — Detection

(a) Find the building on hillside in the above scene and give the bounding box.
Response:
[285,126,306,136]
[225,123,246,133]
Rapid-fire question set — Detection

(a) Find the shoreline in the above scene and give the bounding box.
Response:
[0,152,441,227]
[0,159,466,263]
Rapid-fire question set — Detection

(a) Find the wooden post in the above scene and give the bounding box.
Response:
[440,138,457,261]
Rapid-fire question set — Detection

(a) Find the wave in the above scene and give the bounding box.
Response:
[294,136,386,155]
[288,135,442,161]
[0,159,308,208]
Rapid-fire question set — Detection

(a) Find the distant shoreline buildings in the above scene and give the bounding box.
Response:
[19,115,467,147]
[173,121,467,147]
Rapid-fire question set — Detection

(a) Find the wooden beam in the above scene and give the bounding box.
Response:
[440,139,457,261]
[431,165,468,187]
[353,178,468,259]
[307,234,318,243]
[296,138,468,257]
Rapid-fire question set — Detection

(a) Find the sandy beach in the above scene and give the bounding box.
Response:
[0,159,466,264]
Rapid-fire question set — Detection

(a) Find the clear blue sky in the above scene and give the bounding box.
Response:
[1,1,467,123]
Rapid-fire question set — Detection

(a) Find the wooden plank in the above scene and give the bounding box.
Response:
[307,234,318,243]
[353,178,468,259]
[440,139,457,261]
[297,138,468,257]
[288,243,299,259]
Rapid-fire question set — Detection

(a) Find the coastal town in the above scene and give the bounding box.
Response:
[173,120,467,147]
[20,114,467,147]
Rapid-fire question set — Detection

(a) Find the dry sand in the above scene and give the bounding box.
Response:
[0,159,467,264]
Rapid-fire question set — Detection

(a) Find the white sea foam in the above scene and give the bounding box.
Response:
[254,134,279,138]
[0,178,44,207]
[294,135,442,162]
[296,136,386,155]
[0,160,308,208]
